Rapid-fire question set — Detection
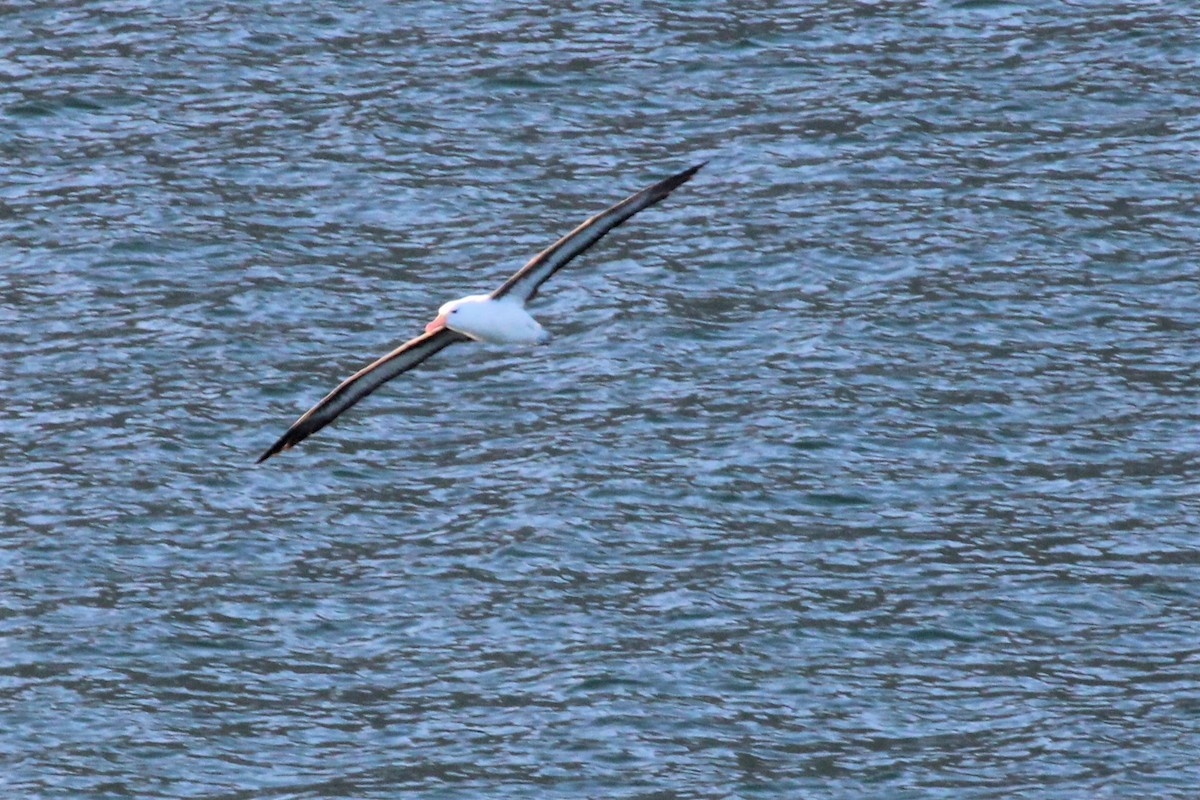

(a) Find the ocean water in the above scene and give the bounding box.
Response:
[2,1,1198,797]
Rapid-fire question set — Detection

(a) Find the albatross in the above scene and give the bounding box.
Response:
[257,162,704,463]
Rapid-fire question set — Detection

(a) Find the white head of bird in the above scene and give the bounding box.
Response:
[425,294,549,345]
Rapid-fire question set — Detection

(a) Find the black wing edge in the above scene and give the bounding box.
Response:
[256,327,469,464]
[490,161,706,303]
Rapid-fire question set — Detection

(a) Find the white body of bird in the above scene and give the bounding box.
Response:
[426,295,548,344]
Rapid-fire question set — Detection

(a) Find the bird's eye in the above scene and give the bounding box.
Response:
[451,308,459,314]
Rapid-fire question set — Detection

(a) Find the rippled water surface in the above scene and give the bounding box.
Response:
[3,1,1199,797]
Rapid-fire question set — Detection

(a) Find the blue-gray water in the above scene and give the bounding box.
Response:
[3,2,1198,797]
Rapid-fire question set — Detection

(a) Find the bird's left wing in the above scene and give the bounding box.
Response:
[257,326,469,463]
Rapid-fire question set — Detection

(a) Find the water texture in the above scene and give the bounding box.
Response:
[2,1,1198,797]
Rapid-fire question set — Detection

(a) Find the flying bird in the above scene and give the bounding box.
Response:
[257,162,704,463]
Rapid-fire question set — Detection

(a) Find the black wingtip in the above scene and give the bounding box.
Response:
[255,435,291,464]
[656,161,706,195]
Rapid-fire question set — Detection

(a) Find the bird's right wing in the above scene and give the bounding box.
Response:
[257,326,469,463]
[489,162,705,304]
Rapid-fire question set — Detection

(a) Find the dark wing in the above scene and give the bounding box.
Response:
[257,327,469,463]
[490,162,705,304]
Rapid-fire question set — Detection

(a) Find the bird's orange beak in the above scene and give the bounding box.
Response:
[424,313,448,334]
